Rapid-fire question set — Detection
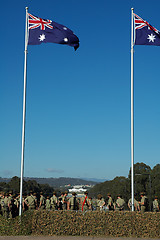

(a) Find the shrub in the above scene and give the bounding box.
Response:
[0,211,160,237]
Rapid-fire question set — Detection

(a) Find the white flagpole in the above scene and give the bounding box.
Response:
[131,7,134,212]
[19,6,29,217]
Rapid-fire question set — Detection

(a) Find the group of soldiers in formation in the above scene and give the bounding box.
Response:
[0,190,159,219]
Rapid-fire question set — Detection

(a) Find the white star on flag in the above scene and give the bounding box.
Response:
[147,33,156,42]
[39,34,46,42]
[64,38,68,42]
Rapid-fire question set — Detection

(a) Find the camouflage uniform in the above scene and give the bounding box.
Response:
[46,197,51,210]
[62,192,68,210]
[107,194,114,210]
[115,195,125,211]
[153,197,159,212]
[39,193,45,209]
[8,192,14,218]
[3,194,9,218]
[68,193,79,210]
[33,193,38,209]
[139,193,148,213]
[96,195,105,211]
[128,198,139,211]
[50,193,58,210]
[25,193,36,210]
[81,192,90,211]
[0,194,5,217]
[88,197,93,210]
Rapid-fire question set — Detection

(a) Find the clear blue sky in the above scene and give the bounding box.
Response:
[1,0,160,180]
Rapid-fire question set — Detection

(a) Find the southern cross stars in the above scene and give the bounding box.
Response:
[39,34,46,41]
[64,38,68,42]
[38,34,69,43]
[147,33,156,42]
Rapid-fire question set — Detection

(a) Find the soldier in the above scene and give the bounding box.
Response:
[67,192,79,210]
[46,196,51,210]
[139,192,148,213]
[58,192,64,210]
[96,194,105,211]
[39,192,46,209]
[13,194,19,217]
[88,197,93,210]
[107,193,114,211]
[8,191,14,218]
[10,194,18,218]
[81,191,90,211]
[128,197,139,211]
[50,192,58,210]
[23,195,28,211]
[115,194,125,211]
[62,191,68,210]
[0,192,5,217]
[25,191,36,210]
[152,196,159,212]
[33,192,38,209]
[3,193,9,218]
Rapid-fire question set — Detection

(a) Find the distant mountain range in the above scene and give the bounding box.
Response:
[0,177,107,188]
[82,178,108,183]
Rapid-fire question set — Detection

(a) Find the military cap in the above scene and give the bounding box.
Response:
[140,192,145,196]
[97,194,102,199]
[72,192,77,196]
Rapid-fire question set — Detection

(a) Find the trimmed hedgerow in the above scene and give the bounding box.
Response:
[0,211,160,237]
[0,211,33,235]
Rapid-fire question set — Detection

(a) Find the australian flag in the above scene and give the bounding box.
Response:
[28,13,79,50]
[134,13,160,46]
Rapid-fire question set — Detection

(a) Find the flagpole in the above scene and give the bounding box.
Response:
[19,6,29,217]
[131,7,134,212]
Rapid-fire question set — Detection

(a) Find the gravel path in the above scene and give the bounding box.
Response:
[0,237,159,240]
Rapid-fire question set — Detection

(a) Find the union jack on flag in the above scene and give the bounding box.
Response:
[28,13,53,30]
[133,12,160,46]
[134,13,159,33]
[27,12,79,50]
[134,13,148,30]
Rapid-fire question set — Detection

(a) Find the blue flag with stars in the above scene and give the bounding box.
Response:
[134,13,160,46]
[28,13,79,50]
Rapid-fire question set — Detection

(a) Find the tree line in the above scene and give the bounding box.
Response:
[89,162,160,210]
[0,162,159,209]
[0,176,54,197]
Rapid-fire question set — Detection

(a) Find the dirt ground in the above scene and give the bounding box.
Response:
[0,237,159,240]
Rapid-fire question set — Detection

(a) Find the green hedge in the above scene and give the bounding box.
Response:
[0,211,33,235]
[0,211,160,237]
